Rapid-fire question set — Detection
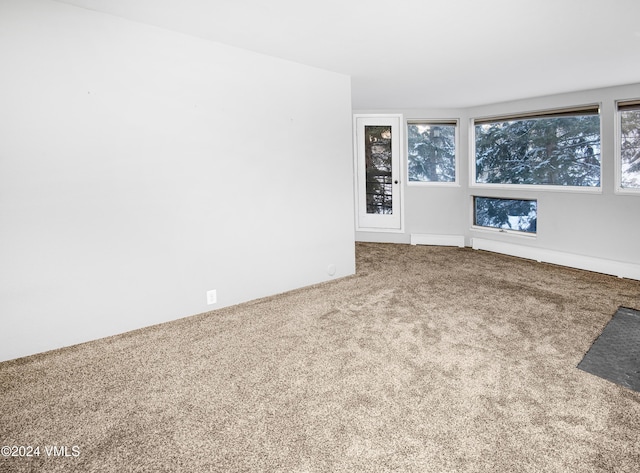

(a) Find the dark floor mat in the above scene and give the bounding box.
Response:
[577,307,640,392]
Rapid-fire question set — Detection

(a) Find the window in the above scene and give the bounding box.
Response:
[364,125,394,214]
[407,120,457,184]
[474,106,601,188]
[618,100,640,190]
[474,197,537,234]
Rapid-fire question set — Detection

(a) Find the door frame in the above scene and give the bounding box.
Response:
[353,113,405,233]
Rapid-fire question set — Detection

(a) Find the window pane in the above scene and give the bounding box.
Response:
[475,115,600,187]
[364,125,393,214]
[474,197,537,233]
[407,123,456,182]
[621,109,640,189]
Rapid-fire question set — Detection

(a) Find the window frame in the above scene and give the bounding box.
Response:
[470,104,603,193]
[406,119,459,187]
[615,98,640,195]
[471,195,538,237]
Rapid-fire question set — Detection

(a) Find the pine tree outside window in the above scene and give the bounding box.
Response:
[474,197,537,234]
[407,121,457,184]
[473,106,601,189]
[618,100,640,191]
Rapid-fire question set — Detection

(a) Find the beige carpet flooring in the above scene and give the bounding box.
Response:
[1,242,640,472]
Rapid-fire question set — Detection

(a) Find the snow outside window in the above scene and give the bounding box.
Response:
[618,100,640,190]
[474,106,601,188]
[407,121,457,184]
[474,197,537,234]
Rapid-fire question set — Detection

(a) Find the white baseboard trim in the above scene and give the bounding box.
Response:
[471,238,640,281]
[411,234,465,247]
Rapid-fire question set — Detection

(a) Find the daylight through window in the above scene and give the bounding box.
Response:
[474,106,601,188]
[364,125,393,214]
[618,100,640,190]
[407,121,456,183]
[474,197,537,234]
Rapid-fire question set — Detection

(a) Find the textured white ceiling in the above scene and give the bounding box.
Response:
[56,0,640,109]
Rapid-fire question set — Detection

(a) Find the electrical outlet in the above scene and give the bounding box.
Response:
[206,289,217,305]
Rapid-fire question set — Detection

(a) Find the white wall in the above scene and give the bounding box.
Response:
[0,0,355,362]
[355,83,640,270]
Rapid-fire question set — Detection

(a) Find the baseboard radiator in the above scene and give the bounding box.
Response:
[410,234,465,247]
[472,238,640,281]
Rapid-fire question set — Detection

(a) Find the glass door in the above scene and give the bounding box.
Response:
[354,115,403,231]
